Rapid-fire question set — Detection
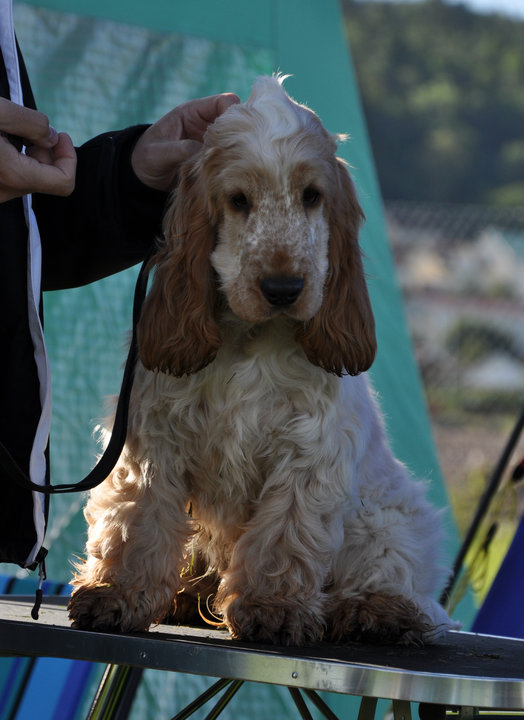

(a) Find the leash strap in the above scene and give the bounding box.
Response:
[0,252,152,495]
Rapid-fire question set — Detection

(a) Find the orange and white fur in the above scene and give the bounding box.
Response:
[68,76,458,645]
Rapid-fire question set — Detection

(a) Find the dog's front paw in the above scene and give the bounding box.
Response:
[221,596,324,646]
[68,584,159,633]
[328,592,433,645]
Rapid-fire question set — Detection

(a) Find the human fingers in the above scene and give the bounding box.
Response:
[146,93,241,144]
[28,132,77,195]
[41,132,77,194]
[0,132,76,202]
[0,97,58,148]
[179,93,241,141]
[131,93,240,190]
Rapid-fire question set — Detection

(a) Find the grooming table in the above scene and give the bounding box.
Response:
[1,595,523,719]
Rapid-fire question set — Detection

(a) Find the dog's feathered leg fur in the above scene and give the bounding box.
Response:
[69,439,191,632]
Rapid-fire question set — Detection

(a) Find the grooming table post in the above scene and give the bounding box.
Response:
[357,697,378,720]
[392,700,412,720]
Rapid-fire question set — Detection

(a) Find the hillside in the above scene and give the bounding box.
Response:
[342,0,524,205]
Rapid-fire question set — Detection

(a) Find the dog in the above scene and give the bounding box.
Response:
[68,75,459,645]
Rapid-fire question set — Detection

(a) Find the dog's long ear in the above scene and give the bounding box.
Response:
[138,159,221,376]
[296,160,377,376]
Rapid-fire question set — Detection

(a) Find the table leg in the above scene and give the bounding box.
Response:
[357,697,378,720]
[392,700,412,720]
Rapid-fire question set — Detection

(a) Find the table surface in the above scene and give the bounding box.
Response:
[1,595,523,710]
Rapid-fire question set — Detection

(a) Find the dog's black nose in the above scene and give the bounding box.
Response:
[260,276,304,307]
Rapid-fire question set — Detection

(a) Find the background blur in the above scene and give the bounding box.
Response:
[344,0,524,591]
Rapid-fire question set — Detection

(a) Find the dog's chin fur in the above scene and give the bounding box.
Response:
[68,75,459,645]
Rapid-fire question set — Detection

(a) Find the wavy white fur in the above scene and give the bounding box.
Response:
[68,76,459,645]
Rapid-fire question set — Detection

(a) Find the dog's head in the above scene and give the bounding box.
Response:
[138,75,376,377]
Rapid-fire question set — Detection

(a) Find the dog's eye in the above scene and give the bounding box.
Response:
[229,193,251,213]
[302,186,321,208]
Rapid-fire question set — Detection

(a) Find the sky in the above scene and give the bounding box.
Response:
[365,0,524,19]
[447,0,524,18]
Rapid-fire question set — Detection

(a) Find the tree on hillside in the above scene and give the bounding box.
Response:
[342,0,524,205]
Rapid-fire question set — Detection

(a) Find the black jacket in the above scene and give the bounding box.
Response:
[0,43,166,568]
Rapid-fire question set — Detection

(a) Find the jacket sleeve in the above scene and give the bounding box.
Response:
[34,125,167,291]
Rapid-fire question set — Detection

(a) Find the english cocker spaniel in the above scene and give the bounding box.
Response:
[68,76,459,645]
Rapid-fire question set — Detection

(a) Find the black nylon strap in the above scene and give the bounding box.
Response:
[0,250,153,495]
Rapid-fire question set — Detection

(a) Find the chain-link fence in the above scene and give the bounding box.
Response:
[386,201,524,541]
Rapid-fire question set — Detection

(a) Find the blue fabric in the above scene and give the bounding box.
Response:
[0,576,96,720]
[471,517,524,639]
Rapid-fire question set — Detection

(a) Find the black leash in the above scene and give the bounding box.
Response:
[0,251,153,495]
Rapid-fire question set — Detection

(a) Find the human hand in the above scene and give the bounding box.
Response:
[131,93,240,191]
[0,98,77,203]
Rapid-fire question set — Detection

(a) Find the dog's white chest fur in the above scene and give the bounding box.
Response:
[131,319,347,508]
